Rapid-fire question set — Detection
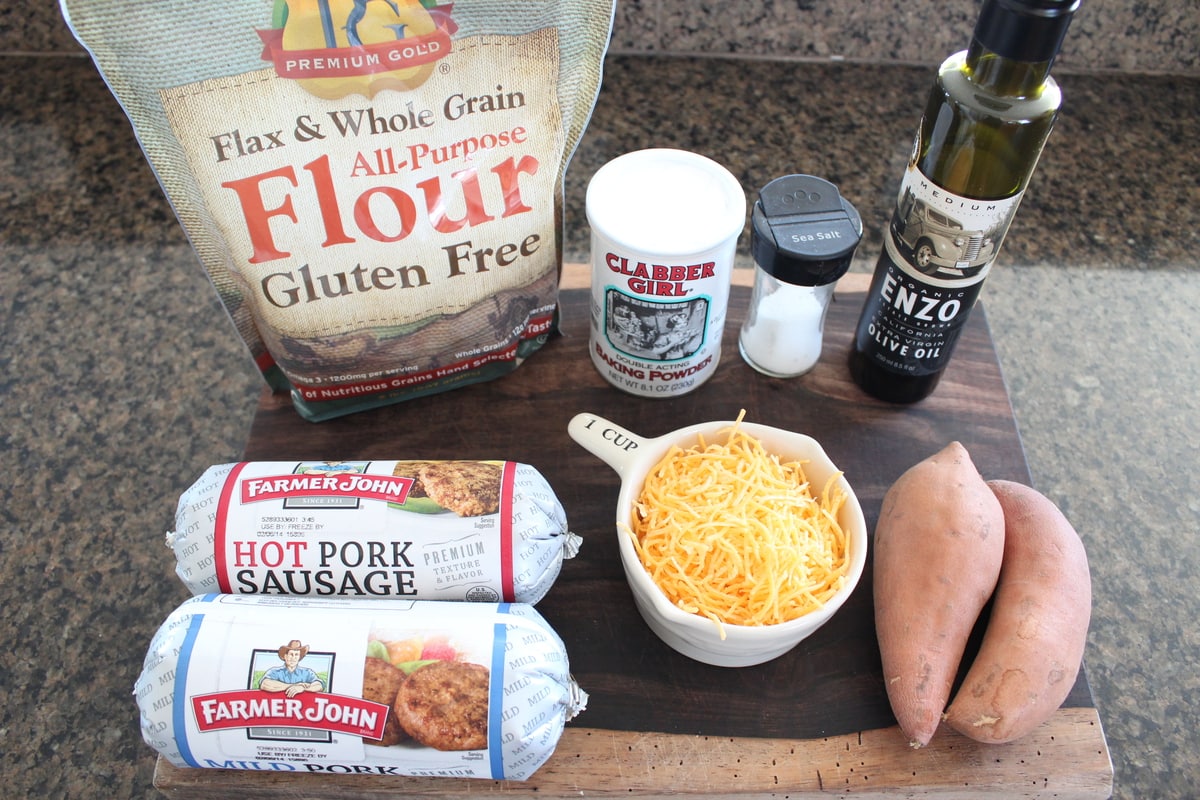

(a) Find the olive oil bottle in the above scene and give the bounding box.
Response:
[849,0,1079,403]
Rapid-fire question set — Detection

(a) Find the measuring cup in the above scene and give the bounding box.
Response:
[568,412,867,667]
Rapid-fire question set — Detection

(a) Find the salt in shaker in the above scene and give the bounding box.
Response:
[739,175,862,378]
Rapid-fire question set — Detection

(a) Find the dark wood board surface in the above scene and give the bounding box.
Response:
[156,272,1112,797]
[237,279,1087,735]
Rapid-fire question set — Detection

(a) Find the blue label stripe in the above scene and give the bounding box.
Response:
[318,0,338,48]
[488,618,509,780]
[172,611,208,768]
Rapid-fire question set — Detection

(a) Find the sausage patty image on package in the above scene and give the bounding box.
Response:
[135,595,587,780]
[61,0,616,421]
[167,460,580,603]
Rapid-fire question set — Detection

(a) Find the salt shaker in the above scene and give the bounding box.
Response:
[738,175,862,378]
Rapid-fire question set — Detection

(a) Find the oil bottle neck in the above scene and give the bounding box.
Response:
[966,0,1078,97]
[964,41,1055,98]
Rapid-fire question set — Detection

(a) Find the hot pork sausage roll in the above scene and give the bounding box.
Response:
[167,460,580,604]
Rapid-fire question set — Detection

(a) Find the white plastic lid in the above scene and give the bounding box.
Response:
[586,149,747,256]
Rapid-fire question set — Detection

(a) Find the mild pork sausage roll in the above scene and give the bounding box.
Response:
[167,460,580,604]
[135,595,587,781]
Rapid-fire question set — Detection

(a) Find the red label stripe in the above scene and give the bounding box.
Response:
[213,462,250,594]
[499,462,516,603]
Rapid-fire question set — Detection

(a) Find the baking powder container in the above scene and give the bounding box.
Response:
[738,175,862,378]
[586,149,747,397]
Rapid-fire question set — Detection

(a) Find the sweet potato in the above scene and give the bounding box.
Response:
[944,479,1091,743]
[873,441,1005,748]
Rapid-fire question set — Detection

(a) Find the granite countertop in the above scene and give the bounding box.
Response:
[1,51,1198,799]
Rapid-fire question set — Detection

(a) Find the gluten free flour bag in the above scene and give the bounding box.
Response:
[62,1,615,420]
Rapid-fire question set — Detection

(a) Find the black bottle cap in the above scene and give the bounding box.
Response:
[974,0,1080,64]
[751,175,863,287]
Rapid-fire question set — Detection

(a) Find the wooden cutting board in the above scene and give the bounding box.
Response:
[154,268,1113,798]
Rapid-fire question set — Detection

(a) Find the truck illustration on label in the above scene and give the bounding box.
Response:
[890,187,996,279]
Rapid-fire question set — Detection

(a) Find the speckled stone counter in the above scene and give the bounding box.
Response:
[1,49,1197,800]
[15,0,1200,73]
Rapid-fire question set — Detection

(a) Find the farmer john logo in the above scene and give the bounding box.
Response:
[236,461,415,507]
[258,0,458,99]
[191,638,390,742]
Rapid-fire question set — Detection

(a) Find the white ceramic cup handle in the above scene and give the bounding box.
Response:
[567,413,647,480]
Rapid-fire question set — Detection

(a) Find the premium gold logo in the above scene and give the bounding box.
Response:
[258,0,457,99]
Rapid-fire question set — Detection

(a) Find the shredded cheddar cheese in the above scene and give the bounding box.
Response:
[630,411,849,635]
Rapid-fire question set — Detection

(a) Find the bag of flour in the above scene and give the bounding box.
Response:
[63,0,615,421]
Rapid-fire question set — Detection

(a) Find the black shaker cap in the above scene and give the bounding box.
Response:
[750,175,863,287]
[974,0,1080,64]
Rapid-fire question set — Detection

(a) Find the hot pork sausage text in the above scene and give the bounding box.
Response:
[167,460,580,604]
